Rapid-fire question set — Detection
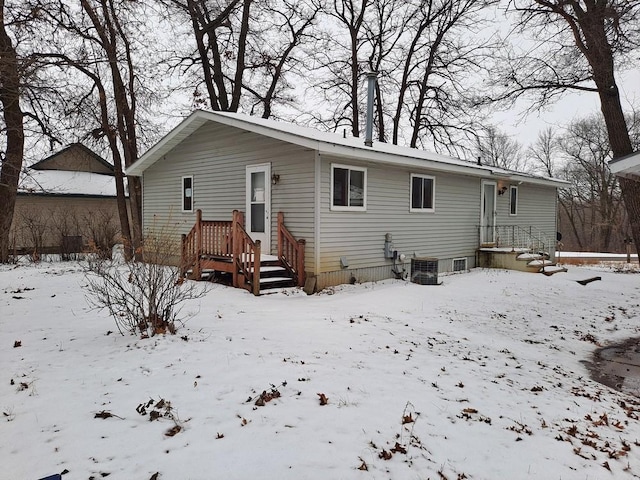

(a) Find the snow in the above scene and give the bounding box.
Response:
[3,262,640,480]
[19,170,118,197]
[558,251,639,260]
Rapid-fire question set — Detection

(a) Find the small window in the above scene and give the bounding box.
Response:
[509,185,518,216]
[331,164,366,211]
[182,176,193,212]
[410,174,435,212]
[452,257,467,272]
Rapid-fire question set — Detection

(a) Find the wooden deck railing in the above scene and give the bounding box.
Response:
[232,210,261,295]
[181,210,233,279]
[181,214,199,278]
[277,212,306,287]
[182,209,305,295]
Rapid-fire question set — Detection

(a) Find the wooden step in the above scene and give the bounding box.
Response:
[259,276,296,290]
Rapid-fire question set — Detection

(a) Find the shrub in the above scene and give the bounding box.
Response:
[83,225,205,337]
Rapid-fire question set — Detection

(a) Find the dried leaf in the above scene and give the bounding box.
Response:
[357,458,368,471]
[379,449,392,460]
[164,425,181,437]
[149,473,159,480]
[402,413,414,424]
[318,393,329,405]
[462,408,478,415]
[391,442,407,454]
[94,411,114,419]
[13,340,21,348]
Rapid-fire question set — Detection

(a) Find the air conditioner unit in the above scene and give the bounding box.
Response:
[411,257,438,285]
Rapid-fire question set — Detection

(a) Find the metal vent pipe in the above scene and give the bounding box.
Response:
[364,72,377,147]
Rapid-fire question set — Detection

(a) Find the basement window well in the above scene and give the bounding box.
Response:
[452,257,467,272]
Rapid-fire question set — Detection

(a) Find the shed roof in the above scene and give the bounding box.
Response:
[19,169,118,197]
[31,143,114,174]
[127,109,567,188]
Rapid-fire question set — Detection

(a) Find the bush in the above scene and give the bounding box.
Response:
[83,226,205,337]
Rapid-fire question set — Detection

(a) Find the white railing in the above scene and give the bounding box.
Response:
[491,225,550,253]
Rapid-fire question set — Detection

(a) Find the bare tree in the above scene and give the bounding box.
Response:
[0,0,24,262]
[496,1,640,258]
[307,0,496,154]
[162,0,321,118]
[558,115,624,251]
[528,127,559,177]
[25,0,165,258]
[475,124,525,170]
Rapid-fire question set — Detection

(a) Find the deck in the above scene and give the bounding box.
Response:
[181,210,305,295]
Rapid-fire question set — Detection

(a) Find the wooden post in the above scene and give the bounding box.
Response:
[232,210,239,288]
[277,212,284,259]
[180,233,186,276]
[193,209,203,280]
[297,239,306,287]
[253,240,261,296]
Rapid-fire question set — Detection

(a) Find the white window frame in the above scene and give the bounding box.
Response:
[182,175,194,212]
[509,185,518,216]
[452,257,467,272]
[409,174,436,213]
[330,163,367,211]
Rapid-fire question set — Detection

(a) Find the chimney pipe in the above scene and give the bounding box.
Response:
[364,72,377,147]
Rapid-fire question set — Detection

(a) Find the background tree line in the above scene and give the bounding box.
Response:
[1,0,639,262]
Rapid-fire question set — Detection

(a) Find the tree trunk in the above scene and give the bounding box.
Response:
[571,2,640,261]
[0,0,24,262]
[618,177,640,263]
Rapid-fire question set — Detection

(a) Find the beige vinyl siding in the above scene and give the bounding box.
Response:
[318,154,481,274]
[495,183,558,254]
[11,195,121,250]
[142,122,315,263]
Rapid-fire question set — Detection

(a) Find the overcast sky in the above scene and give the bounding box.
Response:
[491,66,639,148]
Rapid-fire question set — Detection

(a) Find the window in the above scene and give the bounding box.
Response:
[331,164,366,210]
[182,176,193,212]
[452,257,467,272]
[509,185,518,216]
[410,174,435,212]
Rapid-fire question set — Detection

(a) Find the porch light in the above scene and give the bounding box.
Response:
[271,173,280,185]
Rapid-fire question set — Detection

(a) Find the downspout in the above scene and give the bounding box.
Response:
[364,72,377,147]
[314,150,321,281]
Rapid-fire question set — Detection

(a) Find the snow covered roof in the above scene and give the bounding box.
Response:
[609,151,640,180]
[127,110,567,188]
[18,169,118,197]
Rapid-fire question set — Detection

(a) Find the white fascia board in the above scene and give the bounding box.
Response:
[127,109,567,189]
[610,151,640,178]
[317,143,567,188]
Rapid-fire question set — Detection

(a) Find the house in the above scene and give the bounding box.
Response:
[610,151,640,180]
[126,110,566,293]
[11,143,123,257]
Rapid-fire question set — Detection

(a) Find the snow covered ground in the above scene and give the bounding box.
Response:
[2,261,640,480]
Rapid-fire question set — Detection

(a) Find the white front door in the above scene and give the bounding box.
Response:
[480,181,496,245]
[246,163,271,252]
